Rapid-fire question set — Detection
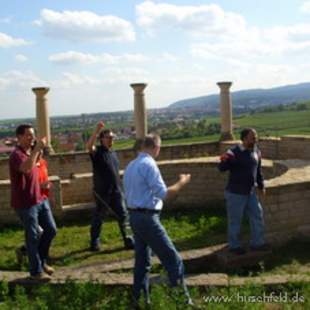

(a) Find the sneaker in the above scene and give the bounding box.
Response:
[90,244,101,252]
[124,236,135,250]
[43,264,55,275]
[250,243,271,252]
[229,247,246,255]
[29,272,52,282]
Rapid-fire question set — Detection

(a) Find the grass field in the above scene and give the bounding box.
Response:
[113,102,310,149]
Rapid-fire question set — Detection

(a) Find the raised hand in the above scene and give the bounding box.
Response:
[179,173,191,185]
[96,121,105,132]
[35,137,47,150]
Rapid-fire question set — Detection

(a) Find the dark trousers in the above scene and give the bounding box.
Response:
[90,192,131,247]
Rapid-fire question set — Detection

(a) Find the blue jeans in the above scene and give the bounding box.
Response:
[129,211,189,302]
[224,190,265,249]
[90,192,131,248]
[16,199,57,276]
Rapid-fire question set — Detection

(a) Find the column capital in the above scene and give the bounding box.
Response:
[32,87,50,97]
[130,83,147,93]
[217,82,232,91]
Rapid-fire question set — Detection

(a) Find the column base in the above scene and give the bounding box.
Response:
[219,132,235,141]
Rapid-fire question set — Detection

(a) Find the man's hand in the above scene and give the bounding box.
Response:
[220,150,235,162]
[96,121,105,133]
[179,174,191,185]
[34,137,47,150]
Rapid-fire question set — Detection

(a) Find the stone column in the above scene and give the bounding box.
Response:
[130,83,148,140]
[217,81,234,141]
[32,87,54,154]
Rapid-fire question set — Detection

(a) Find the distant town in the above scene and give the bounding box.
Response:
[0,106,208,156]
[2,81,310,157]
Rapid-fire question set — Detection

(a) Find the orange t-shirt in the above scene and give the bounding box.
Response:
[37,159,49,198]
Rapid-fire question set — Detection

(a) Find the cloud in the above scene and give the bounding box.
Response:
[55,72,100,87]
[101,67,150,84]
[49,51,148,65]
[0,32,30,48]
[0,70,47,91]
[0,17,11,23]
[35,9,135,43]
[136,1,310,62]
[136,1,246,38]
[300,1,310,13]
[191,23,310,61]
[15,54,28,62]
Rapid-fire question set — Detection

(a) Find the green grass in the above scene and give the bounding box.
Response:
[234,109,310,137]
[0,281,309,309]
[2,208,310,278]
[112,106,310,150]
[0,207,227,271]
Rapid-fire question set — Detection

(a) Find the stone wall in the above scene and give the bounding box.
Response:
[0,156,284,226]
[263,181,310,244]
[0,141,219,180]
[1,136,310,180]
[259,135,310,160]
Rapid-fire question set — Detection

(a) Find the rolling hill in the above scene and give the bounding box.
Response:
[168,82,310,111]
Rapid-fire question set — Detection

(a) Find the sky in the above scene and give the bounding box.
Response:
[1,0,310,119]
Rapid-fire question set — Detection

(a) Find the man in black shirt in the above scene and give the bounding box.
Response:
[218,128,269,255]
[87,121,134,251]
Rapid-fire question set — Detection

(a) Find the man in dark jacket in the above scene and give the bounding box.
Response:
[218,128,268,255]
[86,121,134,251]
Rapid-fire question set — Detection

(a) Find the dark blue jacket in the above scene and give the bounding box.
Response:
[218,144,264,195]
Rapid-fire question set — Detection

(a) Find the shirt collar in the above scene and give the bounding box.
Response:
[238,144,258,152]
[16,145,30,156]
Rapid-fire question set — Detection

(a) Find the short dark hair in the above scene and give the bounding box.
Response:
[16,124,33,136]
[141,134,161,149]
[240,128,255,141]
[99,129,113,139]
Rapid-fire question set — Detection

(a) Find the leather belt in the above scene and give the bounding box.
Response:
[128,208,161,214]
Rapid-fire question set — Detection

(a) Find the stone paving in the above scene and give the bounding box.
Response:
[1,243,310,288]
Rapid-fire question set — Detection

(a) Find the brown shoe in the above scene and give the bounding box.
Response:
[30,272,52,282]
[43,264,55,275]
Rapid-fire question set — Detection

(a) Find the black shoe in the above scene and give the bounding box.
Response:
[250,243,271,252]
[229,247,246,255]
[124,236,135,250]
[90,244,101,252]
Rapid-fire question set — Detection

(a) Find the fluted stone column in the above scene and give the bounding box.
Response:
[32,87,54,154]
[217,81,234,141]
[130,83,148,140]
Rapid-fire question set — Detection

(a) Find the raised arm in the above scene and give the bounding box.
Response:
[19,137,46,174]
[165,174,191,200]
[86,121,105,153]
[218,149,236,172]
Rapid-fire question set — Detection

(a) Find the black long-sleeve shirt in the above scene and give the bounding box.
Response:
[218,144,264,195]
[89,145,121,196]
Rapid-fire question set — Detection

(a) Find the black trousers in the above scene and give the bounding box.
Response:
[90,191,131,247]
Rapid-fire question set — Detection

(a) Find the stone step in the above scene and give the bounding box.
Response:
[61,203,95,220]
[2,270,310,288]
[216,246,272,269]
[66,243,228,274]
